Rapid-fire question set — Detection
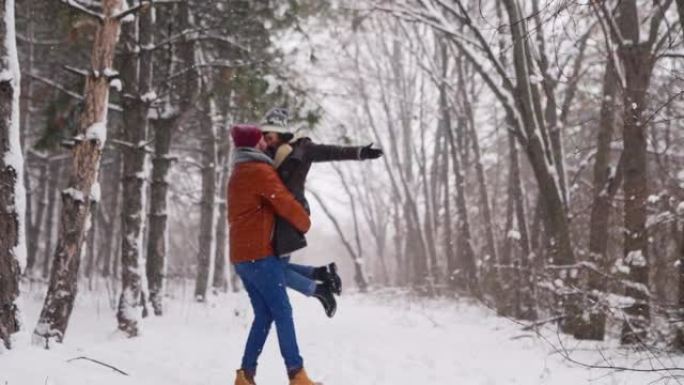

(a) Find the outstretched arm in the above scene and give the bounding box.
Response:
[306,141,383,163]
[259,167,311,233]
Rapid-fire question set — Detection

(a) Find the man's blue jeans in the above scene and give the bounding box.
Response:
[234,256,304,374]
[280,255,317,296]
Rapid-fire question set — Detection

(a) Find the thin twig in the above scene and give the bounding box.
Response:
[66,356,129,376]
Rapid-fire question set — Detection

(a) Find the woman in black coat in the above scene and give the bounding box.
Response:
[261,108,383,317]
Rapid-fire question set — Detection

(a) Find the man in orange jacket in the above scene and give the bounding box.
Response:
[228,124,319,385]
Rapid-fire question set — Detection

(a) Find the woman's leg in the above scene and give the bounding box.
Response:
[285,257,342,296]
[287,263,316,279]
[279,256,316,296]
[235,263,274,377]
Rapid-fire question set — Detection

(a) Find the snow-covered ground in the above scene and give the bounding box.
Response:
[2,285,683,385]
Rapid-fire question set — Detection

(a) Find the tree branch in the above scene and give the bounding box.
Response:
[60,0,104,22]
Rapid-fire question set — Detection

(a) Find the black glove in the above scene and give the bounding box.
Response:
[360,143,383,159]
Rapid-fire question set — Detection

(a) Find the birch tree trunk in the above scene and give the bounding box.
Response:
[117,5,153,336]
[0,0,24,350]
[213,131,230,292]
[33,0,123,347]
[193,96,218,302]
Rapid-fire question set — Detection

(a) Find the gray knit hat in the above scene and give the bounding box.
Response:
[261,107,293,136]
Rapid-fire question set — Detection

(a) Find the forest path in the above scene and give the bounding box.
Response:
[1,288,674,385]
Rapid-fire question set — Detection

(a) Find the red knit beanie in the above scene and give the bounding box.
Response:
[230,124,262,147]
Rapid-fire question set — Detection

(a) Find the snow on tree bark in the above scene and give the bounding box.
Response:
[19,0,34,276]
[117,5,153,336]
[213,126,230,292]
[194,96,218,302]
[33,0,123,348]
[146,117,172,315]
[0,0,25,351]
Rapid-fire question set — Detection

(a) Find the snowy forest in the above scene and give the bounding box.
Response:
[2,0,684,384]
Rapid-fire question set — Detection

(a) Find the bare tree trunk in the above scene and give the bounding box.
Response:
[42,159,60,280]
[0,0,25,349]
[616,0,654,345]
[26,159,47,273]
[532,0,568,210]
[467,103,497,265]
[419,112,439,286]
[448,119,477,294]
[33,0,123,347]
[353,167,389,285]
[193,96,218,302]
[677,0,684,33]
[501,0,574,268]
[675,224,684,350]
[146,117,172,314]
[19,0,34,277]
[332,164,367,280]
[310,190,369,291]
[101,152,121,278]
[574,63,619,341]
[213,124,230,292]
[499,0,577,331]
[84,203,97,290]
[387,36,430,289]
[497,146,516,317]
[447,57,478,295]
[499,126,534,319]
[441,133,454,286]
[437,40,456,287]
[619,47,652,345]
[117,7,153,336]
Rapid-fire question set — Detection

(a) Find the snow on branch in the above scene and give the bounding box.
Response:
[64,65,89,78]
[165,60,261,82]
[62,187,85,203]
[28,72,124,112]
[374,2,522,137]
[113,0,147,22]
[141,91,157,103]
[60,0,104,22]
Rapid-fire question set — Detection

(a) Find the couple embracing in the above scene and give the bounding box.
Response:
[228,108,383,385]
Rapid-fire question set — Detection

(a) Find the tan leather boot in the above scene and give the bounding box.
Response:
[289,368,322,385]
[234,369,255,385]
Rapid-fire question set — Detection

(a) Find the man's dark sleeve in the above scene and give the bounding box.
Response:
[305,141,362,163]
